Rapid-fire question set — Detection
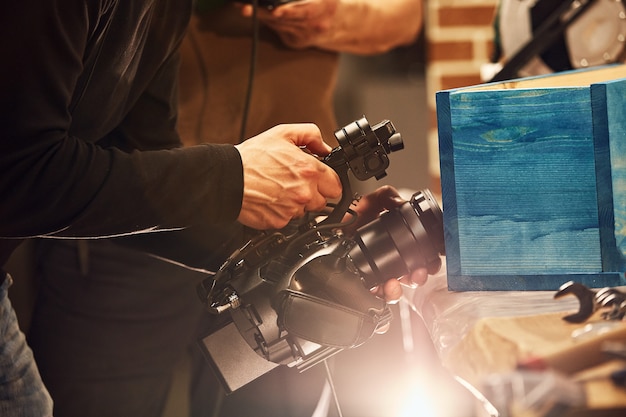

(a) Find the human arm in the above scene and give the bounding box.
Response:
[0,0,340,241]
[0,0,235,240]
[239,0,423,55]
[112,124,344,271]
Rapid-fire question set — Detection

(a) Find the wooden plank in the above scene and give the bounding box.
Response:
[601,79,626,271]
[438,65,626,291]
[446,87,601,282]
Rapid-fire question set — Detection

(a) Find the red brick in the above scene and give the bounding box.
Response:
[428,41,474,61]
[438,6,496,27]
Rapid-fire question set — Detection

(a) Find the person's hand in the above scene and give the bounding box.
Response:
[239,0,340,50]
[235,123,341,230]
[347,185,442,304]
[237,0,423,55]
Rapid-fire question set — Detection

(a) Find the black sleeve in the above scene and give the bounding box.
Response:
[112,222,257,273]
[0,0,244,240]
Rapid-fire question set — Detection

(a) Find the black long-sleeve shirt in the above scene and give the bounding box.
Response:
[0,0,245,269]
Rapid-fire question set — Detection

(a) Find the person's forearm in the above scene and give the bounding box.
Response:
[319,0,423,55]
[0,0,244,240]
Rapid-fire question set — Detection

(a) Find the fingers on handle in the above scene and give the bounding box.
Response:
[288,123,333,155]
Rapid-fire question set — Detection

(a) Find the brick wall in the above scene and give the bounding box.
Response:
[425,0,499,193]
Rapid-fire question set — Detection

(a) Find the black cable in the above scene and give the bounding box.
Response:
[239,0,260,143]
[187,1,259,144]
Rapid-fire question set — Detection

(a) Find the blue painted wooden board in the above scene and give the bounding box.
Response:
[437,65,626,291]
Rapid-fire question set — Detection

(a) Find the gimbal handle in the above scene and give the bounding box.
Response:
[319,117,402,226]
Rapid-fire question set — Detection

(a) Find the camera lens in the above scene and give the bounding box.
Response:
[348,189,445,289]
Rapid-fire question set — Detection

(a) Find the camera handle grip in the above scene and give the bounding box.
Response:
[319,149,354,226]
[317,117,401,227]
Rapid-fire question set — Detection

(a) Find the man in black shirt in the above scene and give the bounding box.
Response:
[0,0,431,415]
[0,0,340,414]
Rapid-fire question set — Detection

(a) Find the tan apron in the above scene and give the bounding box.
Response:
[178,5,340,147]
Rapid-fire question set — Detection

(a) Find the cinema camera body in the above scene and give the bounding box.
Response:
[197,117,445,393]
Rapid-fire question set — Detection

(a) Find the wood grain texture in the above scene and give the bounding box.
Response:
[438,65,626,291]
[600,79,626,269]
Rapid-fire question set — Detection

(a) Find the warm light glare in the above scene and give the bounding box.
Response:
[376,337,475,416]
[394,373,447,417]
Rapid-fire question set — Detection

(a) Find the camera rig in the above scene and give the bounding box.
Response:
[197,117,445,393]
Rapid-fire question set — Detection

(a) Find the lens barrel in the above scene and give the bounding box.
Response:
[349,189,445,289]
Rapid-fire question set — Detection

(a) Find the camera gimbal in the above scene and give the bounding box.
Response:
[197,116,444,392]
